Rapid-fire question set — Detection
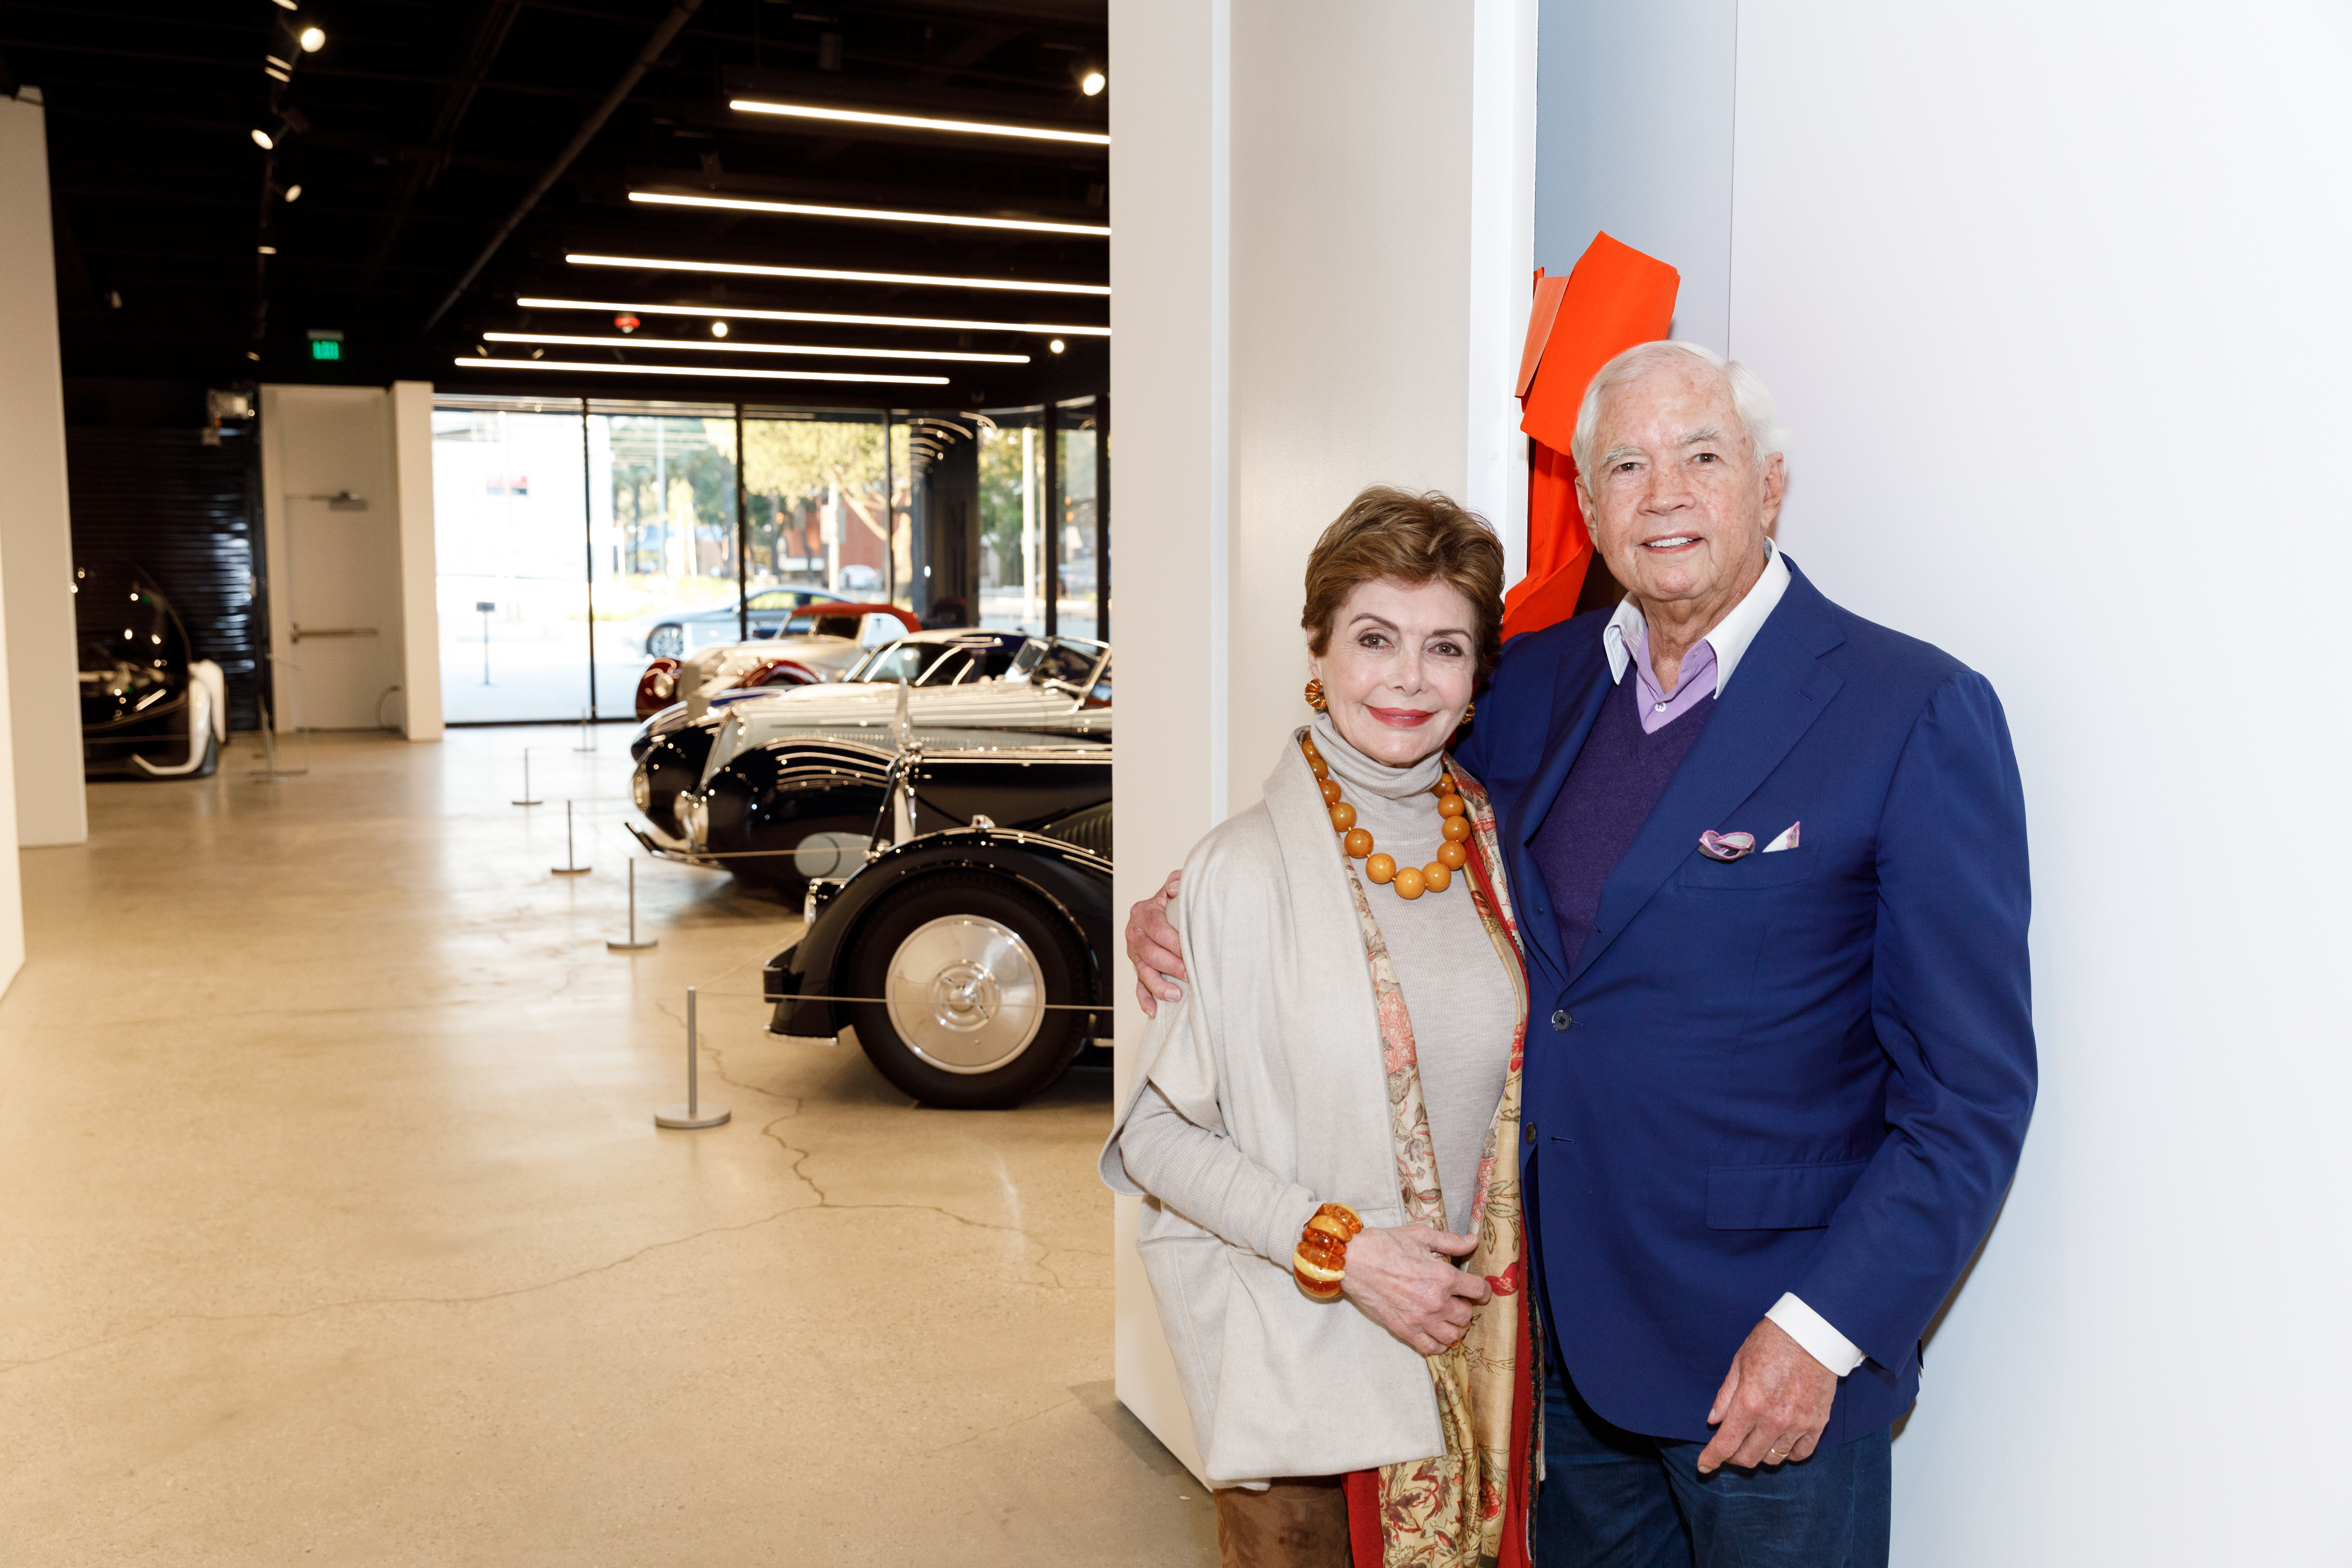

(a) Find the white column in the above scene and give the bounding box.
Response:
[388,382,442,740]
[1108,0,1486,1483]
[1108,0,1227,1485]
[0,93,87,849]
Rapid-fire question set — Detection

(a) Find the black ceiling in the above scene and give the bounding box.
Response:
[9,0,1109,410]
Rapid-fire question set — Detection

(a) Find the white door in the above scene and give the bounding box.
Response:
[282,492,402,730]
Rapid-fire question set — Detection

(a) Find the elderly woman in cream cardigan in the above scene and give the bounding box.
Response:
[1101,487,1536,1568]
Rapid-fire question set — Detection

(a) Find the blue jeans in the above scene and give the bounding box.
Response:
[1535,1366,1890,1568]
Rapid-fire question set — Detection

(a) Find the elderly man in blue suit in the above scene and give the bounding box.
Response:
[1127,341,2036,1566]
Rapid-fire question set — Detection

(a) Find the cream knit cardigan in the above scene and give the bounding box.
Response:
[1100,734,1454,1485]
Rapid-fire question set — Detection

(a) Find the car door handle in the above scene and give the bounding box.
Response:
[291,626,380,641]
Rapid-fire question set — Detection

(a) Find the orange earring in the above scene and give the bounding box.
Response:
[1462,701,1475,722]
[1304,678,1328,711]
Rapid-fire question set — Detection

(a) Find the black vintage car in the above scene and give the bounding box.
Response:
[78,574,226,780]
[755,734,1112,1109]
[627,628,1031,858]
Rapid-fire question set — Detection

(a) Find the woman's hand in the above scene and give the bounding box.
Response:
[1339,1225,1492,1355]
[1126,871,1186,1015]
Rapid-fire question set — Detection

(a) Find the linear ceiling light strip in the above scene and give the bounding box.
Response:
[516,296,1108,336]
[455,358,950,385]
[483,331,1028,363]
[567,253,1110,296]
[628,190,1110,236]
[729,99,1110,146]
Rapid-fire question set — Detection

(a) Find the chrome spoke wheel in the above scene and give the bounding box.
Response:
[882,915,1044,1075]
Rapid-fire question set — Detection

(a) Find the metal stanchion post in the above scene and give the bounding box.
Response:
[552,800,590,875]
[656,986,729,1129]
[574,707,596,753]
[512,748,541,806]
[607,858,659,951]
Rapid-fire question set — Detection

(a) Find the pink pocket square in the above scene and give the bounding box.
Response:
[1762,821,1801,854]
[1698,830,1756,862]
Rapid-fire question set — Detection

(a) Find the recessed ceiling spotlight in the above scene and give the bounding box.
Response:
[266,54,291,69]
[629,190,1109,237]
[1049,338,1065,354]
[272,0,296,9]
[250,128,275,150]
[710,321,729,337]
[258,245,278,255]
[567,253,1110,297]
[298,25,326,51]
[456,357,953,386]
[729,99,1109,147]
[1081,71,1107,96]
[520,296,1110,337]
[264,65,290,83]
[283,183,302,202]
[247,349,262,360]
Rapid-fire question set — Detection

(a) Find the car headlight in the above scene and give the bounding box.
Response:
[652,673,675,699]
[630,767,652,813]
[678,792,709,847]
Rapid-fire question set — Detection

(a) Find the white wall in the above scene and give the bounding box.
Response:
[1107,0,1532,1480]
[0,94,88,850]
[1721,6,2351,1562]
[387,382,442,741]
[1532,0,1736,352]
[1222,1,1478,806]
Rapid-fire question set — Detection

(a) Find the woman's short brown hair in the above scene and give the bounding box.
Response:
[1302,486,1506,680]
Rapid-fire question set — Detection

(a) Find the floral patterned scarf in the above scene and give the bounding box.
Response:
[1333,757,1538,1568]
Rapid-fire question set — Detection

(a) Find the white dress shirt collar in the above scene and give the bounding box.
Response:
[1601,540,1792,696]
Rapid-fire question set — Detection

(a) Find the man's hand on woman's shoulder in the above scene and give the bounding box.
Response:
[1127,870,1187,1016]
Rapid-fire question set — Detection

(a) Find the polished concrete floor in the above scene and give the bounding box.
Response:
[0,726,1215,1566]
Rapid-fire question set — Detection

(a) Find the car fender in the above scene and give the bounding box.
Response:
[766,828,1111,1041]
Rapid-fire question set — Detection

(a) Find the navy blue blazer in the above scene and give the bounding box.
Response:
[1453,559,2035,1445]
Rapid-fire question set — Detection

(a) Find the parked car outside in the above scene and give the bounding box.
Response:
[632,586,847,658]
[633,604,917,718]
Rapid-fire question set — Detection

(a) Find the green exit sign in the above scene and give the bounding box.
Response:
[307,329,343,362]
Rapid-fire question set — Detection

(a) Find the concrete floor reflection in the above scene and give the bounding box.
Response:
[0,727,1213,1566]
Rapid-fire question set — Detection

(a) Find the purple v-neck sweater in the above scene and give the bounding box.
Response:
[1531,674,1716,971]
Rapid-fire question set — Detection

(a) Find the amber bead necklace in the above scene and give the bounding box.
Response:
[1299,733,1472,900]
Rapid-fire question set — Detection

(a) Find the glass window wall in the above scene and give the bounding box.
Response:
[977,401,1102,643]
[432,398,593,725]
[432,394,929,723]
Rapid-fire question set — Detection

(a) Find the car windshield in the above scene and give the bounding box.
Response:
[783,611,863,639]
[851,643,930,685]
[916,650,973,686]
[848,637,1018,687]
[1010,637,1105,688]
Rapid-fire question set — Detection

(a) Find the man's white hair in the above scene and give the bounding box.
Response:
[1569,340,1789,476]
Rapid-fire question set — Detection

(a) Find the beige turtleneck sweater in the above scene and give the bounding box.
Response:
[1120,714,1518,1253]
